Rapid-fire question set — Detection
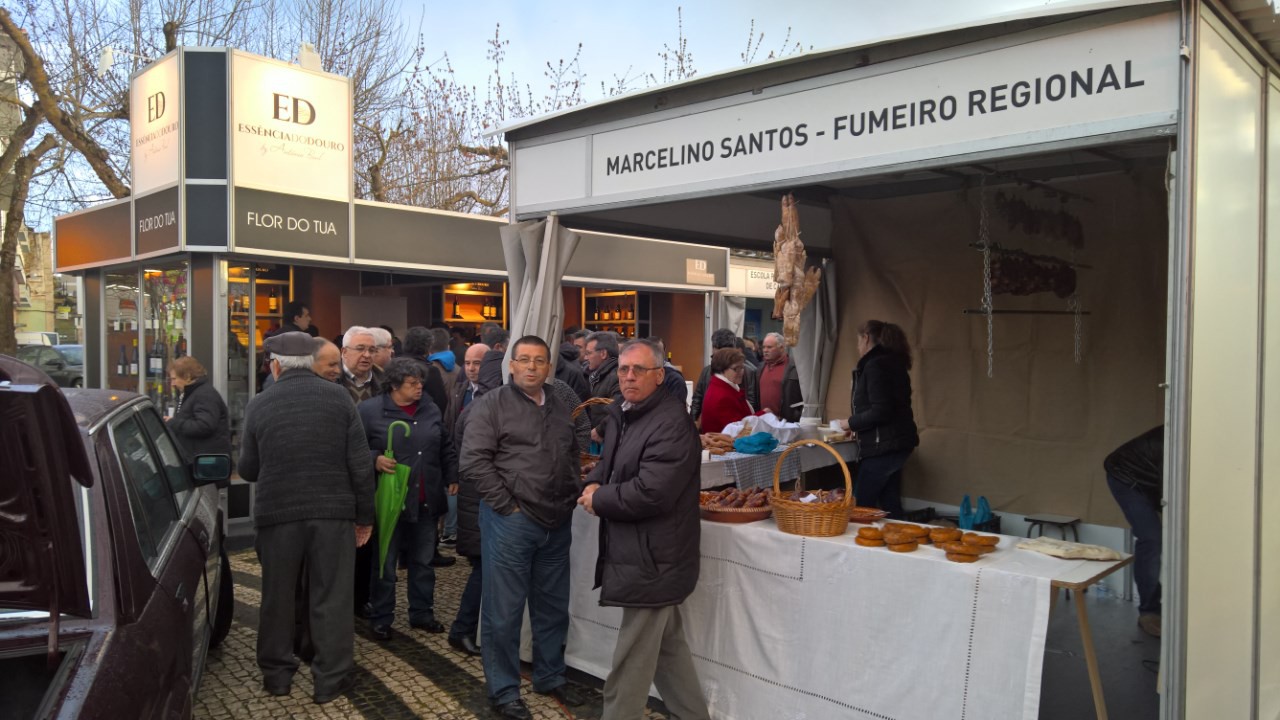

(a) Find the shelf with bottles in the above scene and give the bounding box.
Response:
[581,289,649,339]
[443,282,507,325]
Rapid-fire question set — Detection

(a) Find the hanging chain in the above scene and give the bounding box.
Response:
[979,176,994,378]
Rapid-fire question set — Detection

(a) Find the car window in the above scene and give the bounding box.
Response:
[112,414,180,570]
[56,346,83,365]
[17,346,41,363]
[137,407,194,509]
[38,348,57,366]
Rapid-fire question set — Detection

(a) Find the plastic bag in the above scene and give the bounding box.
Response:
[958,494,993,530]
[733,432,780,455]
[723,413,802,444]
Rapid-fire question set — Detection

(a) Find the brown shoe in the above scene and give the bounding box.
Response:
[1138,613,1161,638]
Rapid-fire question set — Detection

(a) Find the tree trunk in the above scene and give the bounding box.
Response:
[0,135,58,357]
[0,7,130,199]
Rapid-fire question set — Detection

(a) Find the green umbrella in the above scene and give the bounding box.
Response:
[374,420,412,574]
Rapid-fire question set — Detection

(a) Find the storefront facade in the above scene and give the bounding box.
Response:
[500,2,1278,717]
[53,47,727,535]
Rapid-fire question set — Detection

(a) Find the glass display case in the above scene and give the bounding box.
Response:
[105,270,141,392]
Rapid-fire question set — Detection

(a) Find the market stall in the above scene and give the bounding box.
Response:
[566,509,1129,720]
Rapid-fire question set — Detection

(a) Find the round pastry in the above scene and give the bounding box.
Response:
[902,525,930,538]
[963,533,1000,547]
[882,532,913,546]
[887,540,919,553]
[917,535,933,545]
[943,542,981,556]
[882,523,915,534]
[930,528,962,543]
[946,552,980,563]
[857,527,884,540]
[855,536,887,548]
[976,544,996,554]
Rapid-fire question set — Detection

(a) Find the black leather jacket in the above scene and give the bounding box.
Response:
[847,345,919,458]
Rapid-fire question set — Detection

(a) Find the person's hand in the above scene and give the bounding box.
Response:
[590,428,602,443]
[837,419,850,432]
[761,408,773,415]
[355,525,372,547]
[578,483,600,515]
[375,455,397,473]
[448,483,459,496]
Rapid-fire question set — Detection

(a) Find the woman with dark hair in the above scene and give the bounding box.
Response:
[838,320,919,518]
[357,357,457,640]
[166,356,232,466]
[698,347,771,433]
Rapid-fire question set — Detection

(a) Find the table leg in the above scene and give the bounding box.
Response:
[1074,588,1108,720]
[1050,586,1058,616]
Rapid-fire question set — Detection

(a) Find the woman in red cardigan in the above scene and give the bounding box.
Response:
[699,347,771,433]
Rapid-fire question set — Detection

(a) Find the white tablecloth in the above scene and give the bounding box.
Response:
[567,510,1070,720]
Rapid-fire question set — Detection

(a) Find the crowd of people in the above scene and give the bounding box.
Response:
[160,299,923,718]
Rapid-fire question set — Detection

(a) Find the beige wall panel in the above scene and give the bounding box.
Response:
[827,168,1168,526]
[1185,16,1263,719]
[1259,75,1280,720]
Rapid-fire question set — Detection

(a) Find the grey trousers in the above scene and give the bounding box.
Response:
[602,605,710,720]
[255,519,355,695]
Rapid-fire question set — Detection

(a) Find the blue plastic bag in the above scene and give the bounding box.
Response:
[733,432,779,455]
[958,494,992,530]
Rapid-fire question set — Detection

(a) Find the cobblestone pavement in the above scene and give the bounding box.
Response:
[195,546,669,720]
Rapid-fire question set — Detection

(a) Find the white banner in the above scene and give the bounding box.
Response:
[230,52,352,203]
[130,54,181,195]
[515,13,1178,212]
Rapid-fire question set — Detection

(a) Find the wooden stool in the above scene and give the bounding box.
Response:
[1025,513,1081,542]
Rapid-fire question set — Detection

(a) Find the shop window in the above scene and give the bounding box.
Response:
[143,262,189,413]
[105,270,141,392]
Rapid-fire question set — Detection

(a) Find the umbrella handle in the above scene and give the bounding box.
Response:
[386,420,412,456]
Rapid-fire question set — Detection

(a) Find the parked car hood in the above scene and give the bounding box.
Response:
[0,355,94,618]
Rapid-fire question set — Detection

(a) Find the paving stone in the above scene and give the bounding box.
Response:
[196,547,670,719]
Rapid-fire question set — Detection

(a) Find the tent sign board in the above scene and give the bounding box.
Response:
[130,53,182,196]
[513,12,1179,214]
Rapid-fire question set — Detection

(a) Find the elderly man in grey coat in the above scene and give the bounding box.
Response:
[579,338,708,720]
[239,331,375,705]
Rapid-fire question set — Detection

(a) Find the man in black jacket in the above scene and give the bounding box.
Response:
[238,331,374,704]
[556,340,591,402]
[584,331,621,437]
[1104,426,1164,637]
[460,335,584,719]
[579,339,709,720]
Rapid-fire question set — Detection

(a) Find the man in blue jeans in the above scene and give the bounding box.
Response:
[460,335,585,720]
[1103,425,1164,638]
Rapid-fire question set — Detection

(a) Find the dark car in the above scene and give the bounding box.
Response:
[16,344,85,388]
[0,355,234,720]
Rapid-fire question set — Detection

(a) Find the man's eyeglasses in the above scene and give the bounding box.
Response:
[512,357,549,368]
[617,365,661,377]
[346,345,375,355]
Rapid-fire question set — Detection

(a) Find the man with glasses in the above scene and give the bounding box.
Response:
[579,339,709,720]
[367,326,396,370]
[460,335,585,719]
[340,326,384,404]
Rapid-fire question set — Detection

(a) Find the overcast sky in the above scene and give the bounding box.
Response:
[403,0,1105,106]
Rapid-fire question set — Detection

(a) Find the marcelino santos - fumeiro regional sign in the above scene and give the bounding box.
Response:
[512,12,1179,213]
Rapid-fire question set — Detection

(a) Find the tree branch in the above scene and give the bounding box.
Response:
[0,100,43,179]
[0,134,59,355]
[0,7,130,199]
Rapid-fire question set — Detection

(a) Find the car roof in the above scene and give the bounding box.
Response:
[62,388,147,431]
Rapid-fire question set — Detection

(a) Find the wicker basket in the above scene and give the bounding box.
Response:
[770,439,853,537]
[572,397,613,420]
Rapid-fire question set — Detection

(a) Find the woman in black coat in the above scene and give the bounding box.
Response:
[838,320,919,519]
[166,356,232,467]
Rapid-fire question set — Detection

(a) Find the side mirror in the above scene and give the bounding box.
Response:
[191,454,232,488]
[47,360,65,370]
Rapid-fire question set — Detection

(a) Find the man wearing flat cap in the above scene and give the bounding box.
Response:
[239,331,375,704]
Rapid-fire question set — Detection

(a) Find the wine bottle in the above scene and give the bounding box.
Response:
[268,287,278,312]
[592,303,599,321]
[148,336,163,375]
[129,342,139,375]
[117,345,127,376]
[626,304,634,320]
[241,292,250,312]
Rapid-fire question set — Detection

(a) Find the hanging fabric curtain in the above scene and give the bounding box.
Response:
[721,295,747,337]
[499,213,581,375]
[789,258,838,420]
